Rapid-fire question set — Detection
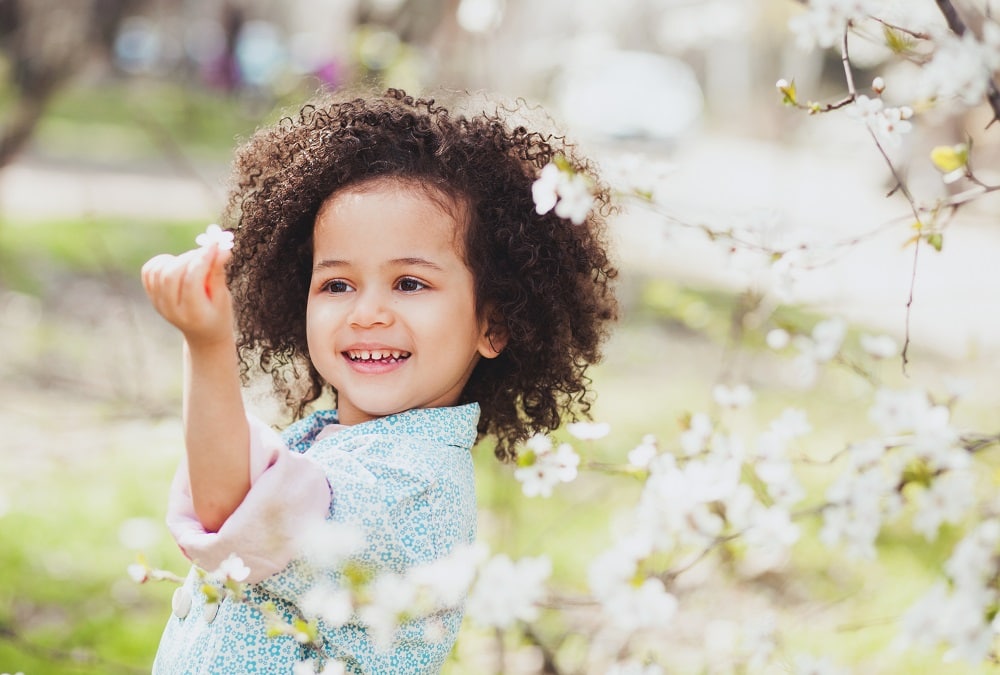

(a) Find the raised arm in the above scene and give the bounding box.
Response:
[141,243,250,532]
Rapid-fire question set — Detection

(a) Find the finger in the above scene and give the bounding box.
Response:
[173,249,205,305]
[141,254,176,293]
[204,247,233,300]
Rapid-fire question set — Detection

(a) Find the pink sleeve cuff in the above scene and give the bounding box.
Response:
[165,415,332,584]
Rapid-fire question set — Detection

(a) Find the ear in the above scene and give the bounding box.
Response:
[476,309,508,359]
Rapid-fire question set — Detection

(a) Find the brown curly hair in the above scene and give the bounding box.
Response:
[222,88,617,461]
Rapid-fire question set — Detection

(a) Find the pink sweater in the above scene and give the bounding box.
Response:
[165,415,332,583]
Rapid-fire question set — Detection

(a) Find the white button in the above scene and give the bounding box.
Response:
[203,601,220,623]
[172,587,192,619]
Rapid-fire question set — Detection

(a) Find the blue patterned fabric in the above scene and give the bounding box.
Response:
[152,404,479,674]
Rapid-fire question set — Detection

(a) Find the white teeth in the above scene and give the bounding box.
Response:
[347,349,410,361]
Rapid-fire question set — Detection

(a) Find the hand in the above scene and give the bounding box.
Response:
[141,244,234,347]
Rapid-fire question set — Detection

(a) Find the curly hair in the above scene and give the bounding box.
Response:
[223,88,617,461]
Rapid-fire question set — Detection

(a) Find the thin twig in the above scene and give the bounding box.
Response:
[522,624,567,675]
[963,432,1000,453]
[841,25,858,96]
[870,16,931,40]
[861,127,922,375]
[494,627,506,675]
[901,234,920,374]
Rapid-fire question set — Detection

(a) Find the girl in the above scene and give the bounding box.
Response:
[141,88,617,674]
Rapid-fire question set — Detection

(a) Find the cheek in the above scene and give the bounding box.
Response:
[304,303,324,347]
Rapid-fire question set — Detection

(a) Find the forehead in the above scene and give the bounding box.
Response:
[313,178,469,255]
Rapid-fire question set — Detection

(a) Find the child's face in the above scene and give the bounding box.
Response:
[306,179,497,426]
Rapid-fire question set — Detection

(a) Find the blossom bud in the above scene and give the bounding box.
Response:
[871,76,886,94]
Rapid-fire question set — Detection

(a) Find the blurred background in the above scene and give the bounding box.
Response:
[2,0,1000,673]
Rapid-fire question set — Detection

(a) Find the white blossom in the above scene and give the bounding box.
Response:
[637,456,741,549]
[869,388,965,470]
[514,439,580,497]
[567,420,611,440]
[766,328,790,350]
[845,439,886,470]
[679,412,713,456]
[300,583,353,626]
[920,27,1000,106]
[554,172,597,224]
[847,93,884,122]
[466,554,551,628]
[595,577,678,636]
[601,151,676,201]
[627,434,659,469]
[945,520,1000,592]
[214,553,250,583]
[811,317,847,361]
[789,0,882,50]
[909,405,964,471]
[868,387,931,435]
[127,562,149,584]
[876,105,913,146]
[902,581,996,664]
[359,573,417,649]
[770,408,812,439]
[406,541,488,607]
[943,376,974,399]
[845,94,913,147]
[293,659,346,675]
[195,223,235,250]
[821,465,902,558]
[912,471,976,541]
[712,383,755,408]
[296,518,366,569]
[532,161,595,225]
[755,457,806,507]
[860,333,897,359]
[587,535,653,599]
[531,163,560,215]
[744,504,801,549]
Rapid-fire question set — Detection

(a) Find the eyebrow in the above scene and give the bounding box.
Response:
[312,257,445,272]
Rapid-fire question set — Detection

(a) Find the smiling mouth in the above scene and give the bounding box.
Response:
[345,349,411,363]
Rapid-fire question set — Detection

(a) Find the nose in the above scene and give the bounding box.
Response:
[348,287,393,328]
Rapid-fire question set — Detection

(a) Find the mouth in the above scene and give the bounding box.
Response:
[344,349,411,364]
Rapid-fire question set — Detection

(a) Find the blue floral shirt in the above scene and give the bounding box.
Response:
[152,404,479,674]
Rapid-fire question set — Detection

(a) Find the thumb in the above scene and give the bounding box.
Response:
[202,246,232,300]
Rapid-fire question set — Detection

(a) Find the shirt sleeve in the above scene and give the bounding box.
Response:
[165,414,332,584]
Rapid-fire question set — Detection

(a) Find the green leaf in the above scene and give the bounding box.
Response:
[930,144,969,173]
[777,79,798,106]
[201,584,221,603]
[926,232,943,251]
[883,25,915,54]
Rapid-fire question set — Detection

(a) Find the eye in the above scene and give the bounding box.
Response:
[396,277,427,292]
[321,279,353,294]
